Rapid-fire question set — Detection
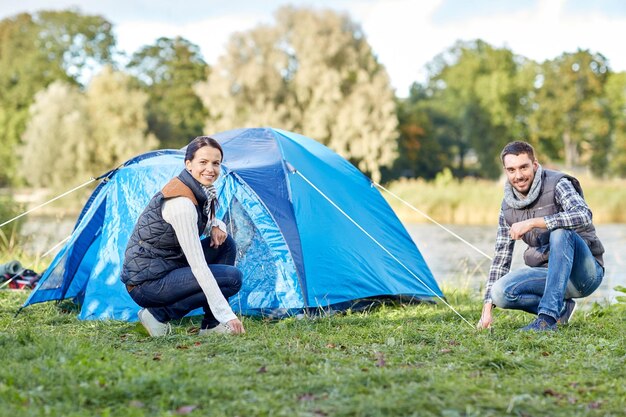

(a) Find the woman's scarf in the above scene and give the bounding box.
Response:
[503,164,543,209]
[202,184,217,219]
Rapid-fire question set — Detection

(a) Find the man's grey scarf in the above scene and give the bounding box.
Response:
[504,165,543,209]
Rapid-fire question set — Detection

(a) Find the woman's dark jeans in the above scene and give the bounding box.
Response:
[128,235,242,329]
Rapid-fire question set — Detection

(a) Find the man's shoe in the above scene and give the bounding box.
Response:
[557,299,577,325]
[519,317,557,332]
[137,308,171,337]
[198,323,233,335]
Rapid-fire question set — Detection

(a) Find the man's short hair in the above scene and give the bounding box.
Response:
[500,141,536,164]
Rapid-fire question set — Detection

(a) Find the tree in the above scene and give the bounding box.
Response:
[20,81,90,189]
[426,40,530,178]
[0,10,116,185]
[126,37,209,149]
[20,67,157,189]
[31,10,116,80]
[86,66,158,174]
[528,50,610,171]
[391,84,456,180]
[605,71,626,177]
[195,6,397,182]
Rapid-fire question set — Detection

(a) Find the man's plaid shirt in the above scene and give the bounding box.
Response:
[483,178,593,304]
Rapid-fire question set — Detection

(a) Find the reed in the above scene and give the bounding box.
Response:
[384,174,626,225]
[0,228,44,272]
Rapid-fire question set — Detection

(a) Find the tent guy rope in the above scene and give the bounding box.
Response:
[294,170,475,329]
[42,235,71,258]
[0,178,99,289]
[374,182,494,262]
[0,178,98,230]
[0,177,95,287]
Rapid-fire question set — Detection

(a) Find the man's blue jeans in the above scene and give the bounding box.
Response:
[128,235,242,329]
[491,229,604,319]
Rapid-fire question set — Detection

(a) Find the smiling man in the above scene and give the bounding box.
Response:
[477,141,605,331]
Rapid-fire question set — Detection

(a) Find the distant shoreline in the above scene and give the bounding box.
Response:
[5,174,626,227]
[384,176,626,225]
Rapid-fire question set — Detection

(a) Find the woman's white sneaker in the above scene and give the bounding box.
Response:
[137,308,171,336]
[198,323,233,335]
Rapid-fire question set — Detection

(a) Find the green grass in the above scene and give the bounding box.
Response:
[1,291,625,416]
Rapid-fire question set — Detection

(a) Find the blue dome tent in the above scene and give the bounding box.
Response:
[23,128,442,320]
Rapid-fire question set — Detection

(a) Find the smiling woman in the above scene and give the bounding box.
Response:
[186,145,222,186]
[120,136,246,337]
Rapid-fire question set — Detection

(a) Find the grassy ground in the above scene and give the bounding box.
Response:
[1,290,625,417]
[2,175,625,416]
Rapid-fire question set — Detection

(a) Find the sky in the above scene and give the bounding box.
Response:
[1,0,625,97]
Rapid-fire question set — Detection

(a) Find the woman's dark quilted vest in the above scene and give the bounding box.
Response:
[121,169,209,285]
[502,169,604,268]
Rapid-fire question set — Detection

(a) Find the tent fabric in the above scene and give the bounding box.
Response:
[23,128,442,320]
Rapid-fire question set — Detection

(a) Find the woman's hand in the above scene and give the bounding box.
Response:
[210,226,227,248]
[228,318,246,334]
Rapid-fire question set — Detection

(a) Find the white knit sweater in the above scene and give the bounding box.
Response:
[161,197,237,324]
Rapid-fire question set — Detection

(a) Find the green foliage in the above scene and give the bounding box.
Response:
[195,6,398,182]
[0,194,23,232]
[32,10,116,79]
[19,67,157,189]
[126,37,209,149]
[0,228,42,271]
[19,81,90,189]
[86,66,158,173]
[605,72,626,177]
[0,10,116,186]
[529,50,610,173]
[422,40,530,179]
[1,291,625,416]
[396,42,626,180]
[390,85,457,180]
[2,8,626,184]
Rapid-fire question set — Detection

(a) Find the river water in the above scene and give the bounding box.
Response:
[19,218,626,304]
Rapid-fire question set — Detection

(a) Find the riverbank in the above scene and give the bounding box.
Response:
[384,175,626,225]
[3,173,626,228]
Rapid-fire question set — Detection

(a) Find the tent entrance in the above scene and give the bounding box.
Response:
[220,178,305,317]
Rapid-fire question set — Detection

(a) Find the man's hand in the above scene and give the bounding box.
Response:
[509,217,546,240]
[477,302,493,330]
[227,318,245,334]
[210,226,227,248]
